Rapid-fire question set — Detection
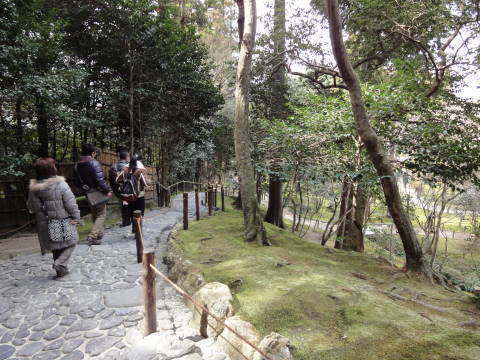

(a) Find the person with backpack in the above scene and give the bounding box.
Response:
[116,155,148,234]
[109,150,131,227]
[74,144,112,245]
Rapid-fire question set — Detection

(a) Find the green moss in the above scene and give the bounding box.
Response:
[176,198,480,360]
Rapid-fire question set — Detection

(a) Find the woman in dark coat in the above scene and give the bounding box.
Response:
[27,158,80,277]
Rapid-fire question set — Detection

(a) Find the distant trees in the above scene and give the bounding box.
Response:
[243,0,480,273]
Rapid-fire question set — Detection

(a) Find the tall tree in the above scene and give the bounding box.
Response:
[233,0,268,245]
[264,0,287,229]
[325,0,429,273]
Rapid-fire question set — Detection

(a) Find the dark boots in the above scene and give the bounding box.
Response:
[54,264,69,278]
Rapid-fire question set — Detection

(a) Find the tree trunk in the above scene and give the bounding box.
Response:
[256,173,262,202]
[36,100,48,158]
[264,175,284,228]
[234,0,245,49]
[295,180,303,232]
[233,189,243,209]
[335,181,365,252]
[326,0,427,272]
[52,120,57,159]
[233,0,268,245]
[72,128,78,161]
[341,140,366,252]
[265,0,287,228]
[129,59,134,155]
[271,0,287,116]
[15,97,23,153]
[351,184,367,252]
[335,179,351,249]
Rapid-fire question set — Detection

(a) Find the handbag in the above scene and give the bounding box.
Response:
[86,189,110,207]
[74,164,110,206]
[47,218,77,243]
[39,198,77,243]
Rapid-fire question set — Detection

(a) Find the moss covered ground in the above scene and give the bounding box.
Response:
[175,198,480,360]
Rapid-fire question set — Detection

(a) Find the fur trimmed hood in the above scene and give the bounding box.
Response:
[29,176,66,192]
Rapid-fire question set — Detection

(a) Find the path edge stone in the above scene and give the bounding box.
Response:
[163,224,207,295]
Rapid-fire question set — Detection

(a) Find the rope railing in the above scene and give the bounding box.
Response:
[149,264,274,360]
[0,219,35,239]
[132,202,273,360]
[0,179,238,240]
[155,179,238,191]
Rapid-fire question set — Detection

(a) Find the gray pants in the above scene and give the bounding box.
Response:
[89,203,107,240]
[52,244,76,268]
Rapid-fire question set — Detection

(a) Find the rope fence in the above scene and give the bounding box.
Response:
[0,219,35,239]
[149,264,274,360]
[0,179,239,240]
[154,180,239,231]
[133,209,273,360]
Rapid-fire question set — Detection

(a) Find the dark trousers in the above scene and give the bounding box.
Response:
[52,244,76,268]
[129,197,145,233]
[120,200,131,227]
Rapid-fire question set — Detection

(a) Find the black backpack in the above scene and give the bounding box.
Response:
[109,162,127,195]
[119,172,139,202]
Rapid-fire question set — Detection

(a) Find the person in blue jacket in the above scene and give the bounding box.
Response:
[75,144,112,245]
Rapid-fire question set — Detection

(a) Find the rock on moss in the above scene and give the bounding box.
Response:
[253,332,293,360]
[215,316,259,360]
[189,282,234,338]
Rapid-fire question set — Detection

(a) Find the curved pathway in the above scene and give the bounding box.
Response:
[0,194,227,360]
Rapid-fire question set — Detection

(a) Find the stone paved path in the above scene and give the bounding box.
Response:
[0,194,227,360]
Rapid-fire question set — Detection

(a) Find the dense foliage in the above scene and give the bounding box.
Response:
[0,0,223,181]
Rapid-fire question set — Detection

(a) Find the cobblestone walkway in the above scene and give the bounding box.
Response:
[0,194,227,360]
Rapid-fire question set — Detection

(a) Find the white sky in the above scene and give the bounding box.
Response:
[256,0,480,101]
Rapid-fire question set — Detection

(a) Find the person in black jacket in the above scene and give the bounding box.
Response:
[75,144,112,245]
[109,150,131,227]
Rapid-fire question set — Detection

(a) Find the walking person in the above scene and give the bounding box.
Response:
[116,155,148,234]
[74,144,112,245]
[27,158,80,277]
[109,150,131,227]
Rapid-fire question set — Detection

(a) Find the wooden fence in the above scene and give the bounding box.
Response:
[0,151,158,229]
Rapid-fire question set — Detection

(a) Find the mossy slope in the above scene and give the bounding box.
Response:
[176,200,480,360]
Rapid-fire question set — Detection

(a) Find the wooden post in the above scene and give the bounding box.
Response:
[133,210,143,264]
[205,188,208,207]
[208,186,213,216]
[183,192,189,230]
[166,189,171,207]
[214,185,218,208]
[221,185,225,212]
[143,252,157,336]
[199,304,209,338]
[195,188,200,221]
[156,183,161,207]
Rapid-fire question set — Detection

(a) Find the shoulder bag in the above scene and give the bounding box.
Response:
[40,197,77,243]
[74,164,110,206]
